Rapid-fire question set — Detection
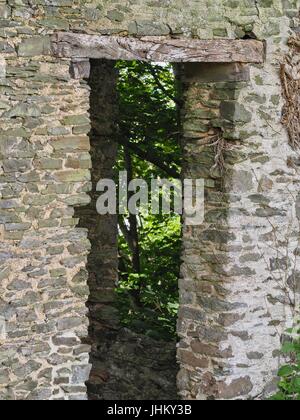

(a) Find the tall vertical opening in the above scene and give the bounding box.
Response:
[77,59,182,400]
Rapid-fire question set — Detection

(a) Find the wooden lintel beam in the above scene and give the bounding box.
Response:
[51,32,265,64]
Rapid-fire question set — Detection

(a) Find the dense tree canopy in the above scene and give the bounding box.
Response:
[115,61,182,340]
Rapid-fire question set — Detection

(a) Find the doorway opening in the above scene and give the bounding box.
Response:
[116,61,182,341]
[77,59,182,400]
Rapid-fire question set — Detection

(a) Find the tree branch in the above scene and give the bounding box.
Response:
[118,135,180,179]
[118,215,135,256]
[145,63,183,107]
[125,148,141,277]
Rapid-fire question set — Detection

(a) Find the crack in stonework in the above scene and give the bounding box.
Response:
[254,0,261,18]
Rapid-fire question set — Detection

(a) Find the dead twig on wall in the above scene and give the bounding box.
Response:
[211,135,226,174]
[205,132,229,176]
[281,34,300,150]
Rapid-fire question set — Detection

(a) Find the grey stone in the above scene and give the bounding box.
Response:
[178,307,206,322]
[199,229,236,243]
[18,36,51,57]
[107,10,124,22]
[0,199,19,209]
[47,246,64,255]
[5,222,31,231]
[0,369,9,385]
[230,170,254,193]
[57,317,83,331]
[128,20,170,36]
[220,101,252,123]
[62,115,90,126]
[27,388,52,401]
[70,60,91,80]
[72,269,88,284]
[184,63,250,83]
[4,103,41,118]
[0,41,14,53]
[0,5,11,19]
[0,56,6,78]
[219,376,253,399]
[14,361,42,378]
[71,365,91,385]
[296,193,300,220]
[47,126,69,136]
[255,206,285,217]
[3,159,32,173]
[35,158,62,170]
[70,285,89,298]
[52,336,79,347]
[50,268,66,278]
[38,18,69,30]
[247,352,264,360]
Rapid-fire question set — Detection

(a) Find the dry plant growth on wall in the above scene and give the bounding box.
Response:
[199,131,228,176]
[210,133,227,175]
[281,34,300,150]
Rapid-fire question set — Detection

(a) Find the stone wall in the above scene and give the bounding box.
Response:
[1,0,297,39]
[0,0,299,400]
[178,60,300,399]
[88,329,178,400]
[75,59,119,399]
[0,46,92,400]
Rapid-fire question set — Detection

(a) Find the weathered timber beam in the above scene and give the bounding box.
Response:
[51,32,265,64]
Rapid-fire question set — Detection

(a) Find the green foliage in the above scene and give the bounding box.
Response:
[117,214,181,340]
[116,60,181,177]
[271,327,300,400]
[115,61,181,340]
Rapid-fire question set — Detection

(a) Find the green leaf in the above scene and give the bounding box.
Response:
[278,365,296,377]
[270,392,287,401]
[282,342,297,354]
